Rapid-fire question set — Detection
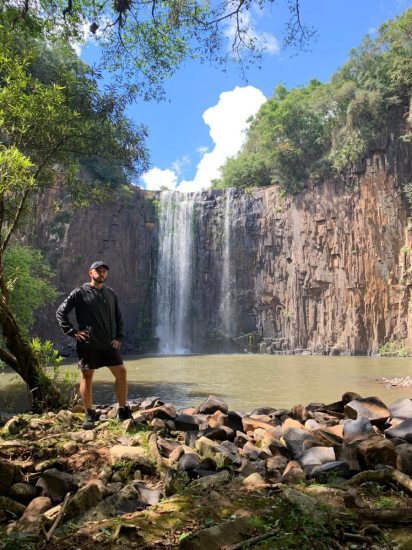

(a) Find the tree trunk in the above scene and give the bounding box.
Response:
[0,292,65,413]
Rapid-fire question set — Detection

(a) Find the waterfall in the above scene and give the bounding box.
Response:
[220,188,234,337]
[156,191,196,353]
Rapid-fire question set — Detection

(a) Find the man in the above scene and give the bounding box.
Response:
[56,261,132,429]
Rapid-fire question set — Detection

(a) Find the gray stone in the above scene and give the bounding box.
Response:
[385,418,412,442]
[343,417,374,441]
[157,438,181,457]
[389,398,412,420]
[2,416,28,436]
[241,441,271,461]
[309,461,350,482]
[357,435,397,468]
[197,395,228,415]
[106,482,124,495]
[0,459,15,495]
[395,443,412,475]
[110,444,146,461]
[55,410,75,427]
[191,469,230,488]
[8,483,38,505]
[283,428,315,459]
[242,472,266,489]
[64,482,103,519]
[178,453,201,471]
[344,396,390,425]
[283,488,330,521]
[266,455,288,474]
[140,396,164,409]
[202,426,235,442]
[174,414,201,431]
[0,495,26,517]
[132,482,161,505]
[36,469,77,503]
[300,446,336,466]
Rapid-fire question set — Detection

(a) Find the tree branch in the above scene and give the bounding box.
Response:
[0,346,17,368]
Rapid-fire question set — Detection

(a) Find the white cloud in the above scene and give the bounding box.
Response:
[140,85,266,193]
[171,155,191,176]
[224,10,280,56]
[140,167,177,190]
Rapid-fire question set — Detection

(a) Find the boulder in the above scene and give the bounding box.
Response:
[7,496,52,536]
[157,438,181,458]
[300,446,336,467]
[131,482,161,506]
[389,398,412,420]
[385,418,412,442]
[242,417,278,434]
[201,426,235,442]
[309,461,350,482]
[36,469,77,503]
[64,482,103,520]
[178,453,201,472]
[8,483,38,505]
[195,436,219,455]
[241,441,271,461]
[139,396,164,409]
[344,396,390,426]
[109,445,146,461]
[191,469,230,488]
[266,455,288,475]
[140,403,177,420]
[174,414,201,432]
[343,417,374,442]
[283,428,315,459]
[242,472,266,490]
[197,395,228,415]
[357,435,397,469]
[0,459,15,495]
[0,495,26,518]
[2,416,28,436]
[281,461,305,483]
[395,443,412,475]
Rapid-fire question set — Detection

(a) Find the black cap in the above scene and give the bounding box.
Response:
[90,260,109,271]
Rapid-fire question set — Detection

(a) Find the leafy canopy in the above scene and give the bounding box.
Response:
[213,8,412,193]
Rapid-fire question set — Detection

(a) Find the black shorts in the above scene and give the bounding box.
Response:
[77,348,124,370]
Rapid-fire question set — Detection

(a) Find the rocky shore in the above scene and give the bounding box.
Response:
[1,392,412,549]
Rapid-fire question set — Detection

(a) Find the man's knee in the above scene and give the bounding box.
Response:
[81,370,94,382]
[110,364,126,379]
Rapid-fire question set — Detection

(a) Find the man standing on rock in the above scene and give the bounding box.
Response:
[56,261,132,429]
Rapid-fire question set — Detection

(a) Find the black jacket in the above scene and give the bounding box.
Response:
[56,283,124,349]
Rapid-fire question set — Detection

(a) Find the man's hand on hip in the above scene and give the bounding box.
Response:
[75,330,89,342]
[111,339,121,350]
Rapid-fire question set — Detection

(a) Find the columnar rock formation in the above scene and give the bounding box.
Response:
[31,133,412,355]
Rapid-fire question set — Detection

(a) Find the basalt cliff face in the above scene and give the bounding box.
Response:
[31,127,412,356]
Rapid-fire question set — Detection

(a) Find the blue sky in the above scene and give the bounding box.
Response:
[81,0,409,192]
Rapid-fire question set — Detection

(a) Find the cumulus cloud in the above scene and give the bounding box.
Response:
[140,85,266,192]
[141,167,177,190]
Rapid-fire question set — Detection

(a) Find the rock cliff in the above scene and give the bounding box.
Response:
[31,125,412,356]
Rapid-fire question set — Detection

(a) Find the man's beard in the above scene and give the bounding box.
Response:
[92,275,105,283]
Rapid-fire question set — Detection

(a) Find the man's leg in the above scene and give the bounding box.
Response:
[80,369,95,411]
[109,364,127,407]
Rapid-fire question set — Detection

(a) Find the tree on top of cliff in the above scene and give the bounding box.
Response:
[0,26,148,411]
[1,0,315,101]
[213,7,412,193]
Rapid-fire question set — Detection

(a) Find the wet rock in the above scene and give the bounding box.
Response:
[300,446,336,467]
[357,435,397,468]
[283,428,315,459]
[385,418,412,442]
[197,395,228,415]
[36,469,77,503]
[343,417,374,442]
[0,459,15,495]
[395,443,412,475]
[309,461,350,482]
[344,396,390,426]
[389,398,412,420]
[8,483,38,505]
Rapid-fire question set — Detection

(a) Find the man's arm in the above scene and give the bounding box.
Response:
[56,290,78,337]
[111,293,125,349]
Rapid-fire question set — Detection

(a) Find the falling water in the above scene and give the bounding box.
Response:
[220,188,234,337]
[156,191,196,353]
